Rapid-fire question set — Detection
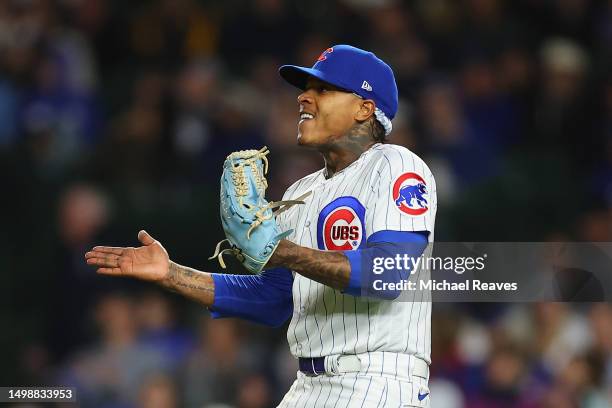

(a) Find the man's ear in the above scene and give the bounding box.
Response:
[355,99,376,122]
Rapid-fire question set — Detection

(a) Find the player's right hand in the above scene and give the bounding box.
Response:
[85,230,170,282]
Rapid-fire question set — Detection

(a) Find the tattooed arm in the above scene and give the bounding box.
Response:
[161,262,215,307]
[85,230,293,325]
[268,231,428,298]
[267,239,351,290]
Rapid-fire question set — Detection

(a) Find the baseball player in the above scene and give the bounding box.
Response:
[86,45,437,407]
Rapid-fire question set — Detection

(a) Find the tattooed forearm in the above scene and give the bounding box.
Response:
[268,240,350,290]
[160,261,215,306]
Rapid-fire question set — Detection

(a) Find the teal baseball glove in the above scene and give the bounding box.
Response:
[209,147,308,274]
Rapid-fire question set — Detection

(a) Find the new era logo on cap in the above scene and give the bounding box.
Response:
[361,81,372,92]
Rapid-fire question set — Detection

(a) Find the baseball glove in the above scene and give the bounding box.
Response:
[209,147,309,274]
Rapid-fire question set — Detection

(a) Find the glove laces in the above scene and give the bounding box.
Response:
[228,146,269,201]
[209,190,312,269]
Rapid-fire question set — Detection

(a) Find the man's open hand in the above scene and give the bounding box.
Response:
[85,230,170,282]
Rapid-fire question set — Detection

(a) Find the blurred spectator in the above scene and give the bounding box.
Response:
[460,56,519,149]
[467,345,536,408]
[59,293,169,407]
[533,38,594,167]
[136,290,195,370]
[172,59,219,162]
[182,318,264,407]
[138,373,179,408]
[562,351,608,407]
[501,303,592,375]
[589,304,612,388]
[496,46,535,98]
[418,78,499,189]
[58,183,110,248]
[96,70,168,206]
[48,184,112,359]
[236,373,273,408]
[577,210,612,242]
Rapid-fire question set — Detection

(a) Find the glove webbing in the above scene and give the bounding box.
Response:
[229,147,269,203]
[209,190,312,269]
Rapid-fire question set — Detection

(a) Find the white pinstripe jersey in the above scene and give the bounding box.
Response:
[276,143,437,364]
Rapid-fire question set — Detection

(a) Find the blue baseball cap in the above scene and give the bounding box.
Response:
[279,45,398,134]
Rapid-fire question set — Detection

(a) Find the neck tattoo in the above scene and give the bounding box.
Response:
[322,121,376,178]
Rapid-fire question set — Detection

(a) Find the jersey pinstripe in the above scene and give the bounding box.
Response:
[276,143,437,364]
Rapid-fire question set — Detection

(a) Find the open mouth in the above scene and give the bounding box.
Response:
[299,112,315,124]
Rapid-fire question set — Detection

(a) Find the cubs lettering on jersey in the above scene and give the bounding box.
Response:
[317,197,365,250]
[275,143,436,408]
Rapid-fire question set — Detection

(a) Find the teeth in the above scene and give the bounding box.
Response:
[300,113,314,120]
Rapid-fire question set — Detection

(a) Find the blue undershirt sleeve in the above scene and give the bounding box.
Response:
[209,267,293,327]
[342,230,429,299]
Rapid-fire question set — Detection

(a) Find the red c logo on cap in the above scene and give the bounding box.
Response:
[317,47,334,62]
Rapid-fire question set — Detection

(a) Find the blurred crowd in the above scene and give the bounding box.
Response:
[1,0,611,407]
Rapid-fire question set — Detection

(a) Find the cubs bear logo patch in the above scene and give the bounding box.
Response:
[317,196,365,251]
[392,172,429,216]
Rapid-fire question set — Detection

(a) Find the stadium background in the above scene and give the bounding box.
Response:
[0,0,611,406]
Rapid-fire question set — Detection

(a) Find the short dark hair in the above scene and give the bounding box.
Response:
[371,116,386,143]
